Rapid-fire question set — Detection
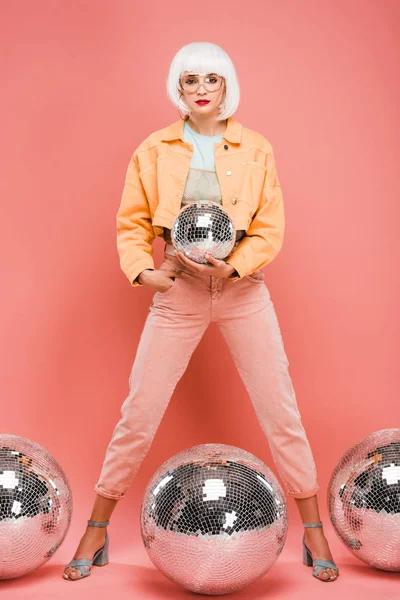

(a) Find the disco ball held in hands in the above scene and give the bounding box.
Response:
[171,201,236,263]
[327,428,400,571]
[0,434,73,580]
[140,443,288,595]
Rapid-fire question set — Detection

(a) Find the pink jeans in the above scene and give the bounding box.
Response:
[94,245,320,501]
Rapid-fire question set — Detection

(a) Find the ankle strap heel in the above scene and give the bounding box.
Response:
[63,520,110,580]
[301,520,339,581]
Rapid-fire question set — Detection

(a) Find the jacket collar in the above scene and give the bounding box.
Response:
[160,116,242,144]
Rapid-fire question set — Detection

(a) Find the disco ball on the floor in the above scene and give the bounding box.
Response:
[0,434,73,580]
[140,443,288,595]
[327,428,400,572]
[171,201,236,263]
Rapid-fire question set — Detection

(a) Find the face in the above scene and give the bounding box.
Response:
[179,71,226,117]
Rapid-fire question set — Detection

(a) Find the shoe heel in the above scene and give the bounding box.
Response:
[92,534,109,566]
[303,539,314,566]
[92,546,109,566]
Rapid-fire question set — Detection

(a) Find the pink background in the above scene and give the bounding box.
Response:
[1,0,399,597]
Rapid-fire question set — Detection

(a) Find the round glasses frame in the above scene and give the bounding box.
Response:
[179,74,225,94]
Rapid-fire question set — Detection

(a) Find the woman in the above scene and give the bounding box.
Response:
[63,42,339,582]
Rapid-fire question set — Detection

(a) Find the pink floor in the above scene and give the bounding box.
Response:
[1,521,399,600]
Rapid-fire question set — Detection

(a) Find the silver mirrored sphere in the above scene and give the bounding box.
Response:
[0,434,73,580]
[140,443,288,595]
[328,428,400,571]
[171,201,236,263]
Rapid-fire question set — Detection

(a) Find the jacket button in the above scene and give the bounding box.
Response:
[224,144,228,150]
[231,198,237,205]
[226,170,232,176]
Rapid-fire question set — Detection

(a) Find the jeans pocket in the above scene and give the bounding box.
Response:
[157,276,180,296]
[245,269,265,283]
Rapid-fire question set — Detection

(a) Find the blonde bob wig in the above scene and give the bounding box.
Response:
[166,42,240,121]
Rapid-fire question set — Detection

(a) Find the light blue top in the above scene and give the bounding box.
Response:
[183,120,223,169]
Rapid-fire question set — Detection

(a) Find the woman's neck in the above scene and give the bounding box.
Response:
[185,117,227,137]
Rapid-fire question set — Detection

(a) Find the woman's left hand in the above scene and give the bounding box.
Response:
[174,250,236,278]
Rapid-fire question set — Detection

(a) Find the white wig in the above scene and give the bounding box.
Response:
[166,42,240,121]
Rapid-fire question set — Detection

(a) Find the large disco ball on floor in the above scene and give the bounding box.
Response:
[171,201,236,263]
[140,443,288,595]
[327,428,400,571]
[0,434,73,579]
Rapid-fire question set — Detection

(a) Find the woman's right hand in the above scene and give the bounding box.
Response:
[138,268,182,292]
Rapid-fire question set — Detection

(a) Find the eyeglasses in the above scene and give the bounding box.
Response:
[179,73,224,94]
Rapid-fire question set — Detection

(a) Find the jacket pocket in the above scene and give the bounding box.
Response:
[138,157,163,215]
[245,161,268,171]
[237,161,268,212]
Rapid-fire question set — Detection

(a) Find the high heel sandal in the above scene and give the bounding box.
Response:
[63,519,110,581]
[302,521,339,581]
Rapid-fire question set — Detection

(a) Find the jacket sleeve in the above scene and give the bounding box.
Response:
[225,147,285,281]
[116,150,156,287]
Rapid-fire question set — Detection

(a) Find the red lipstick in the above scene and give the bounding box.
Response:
[195,100,210,105]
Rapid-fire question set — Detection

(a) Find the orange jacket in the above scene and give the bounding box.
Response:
[116,116,285,286]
